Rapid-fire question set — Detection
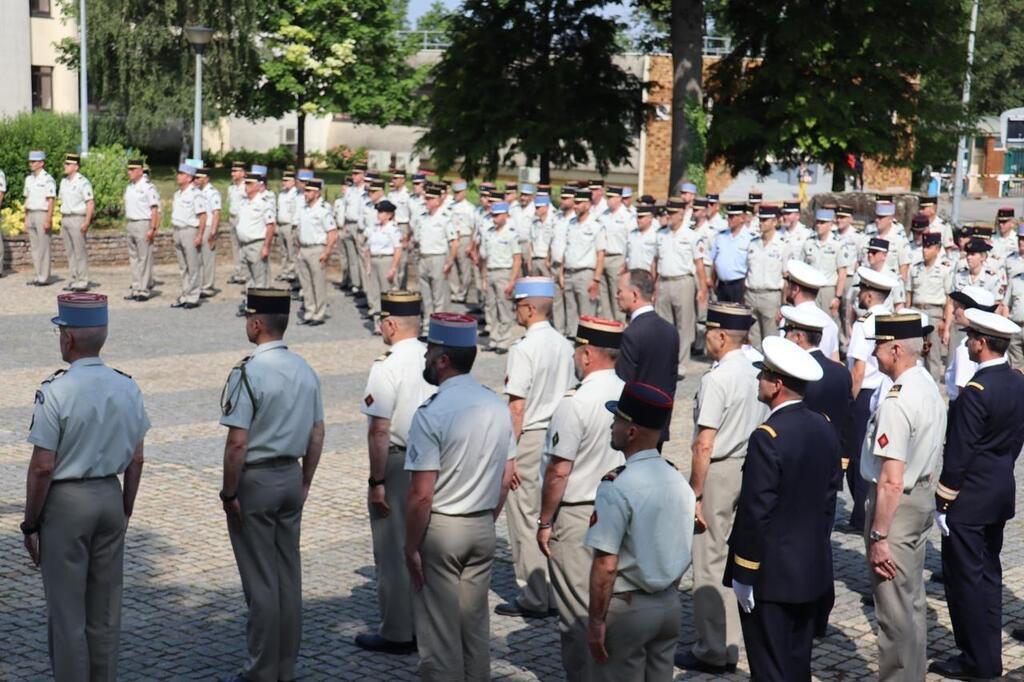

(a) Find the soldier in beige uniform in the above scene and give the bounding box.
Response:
[404,313,516,682]
[478,202,522,352]
[195,167,222,298]
[744,204,790,347]
[169,163,208,309]
[562,189,607,332]
[122,159,160,300]
[233,173,277,315]
[219,289,325,682]
[414,185,459,332]
[23,293,149,681]
[597,187,635,322]
[447,180,476,301]
[677,303,767,675]
[802,207,851,332]
[364,200,404,331]
[860,313,945,682]
[906,232,952,380]
[226,161,248,284]
[23,150,57,285]
[57,153,94,291]
[537,317,626,681]
[294,178,337,326]
[1004,234,1024,367]
[275,170,300,283]
[355,292,435,654]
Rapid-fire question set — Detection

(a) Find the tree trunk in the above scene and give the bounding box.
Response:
[296,111,307,168]
[669,0,704,196]
[831,158,846,192]
[540,148,551,185]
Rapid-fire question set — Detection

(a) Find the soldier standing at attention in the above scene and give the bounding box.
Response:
[801,207,851,332]
[930,310,1024,680]
[294,178,337,327]
[233,172,277,316]
[447,179,476,302]
[342,163,370,294]
[414,184,459,334]
[676,302,766,675]
[169,163,208,310]
[528,194,555,278]
[725,336,840,681]
[404,313,515,682]
[122,159,160,301]
[23,293,149,681]
[537,317,625,681]
[275,169,300,285]
[496,277,575,618]
[478,202,521,353]
[355,291,435,655]
[597,186,634,322]
[859,312,945,682]
[364,200,404,333]
[561,189,606,333]
[195,167,222,299]
[226,161,248,284]
[57,153,94,292]
[624,204,658,275]
[585,382,695,681]
[23,150,57,286]
[744,204,790,347]
[219,288,325,682]
[906,231,952,380]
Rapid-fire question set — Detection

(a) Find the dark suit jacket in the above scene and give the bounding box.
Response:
[805,350,855,459]
[615,308,681,440]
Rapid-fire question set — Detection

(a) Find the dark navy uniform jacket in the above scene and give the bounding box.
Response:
[804,349,855,460]
[724,402,842,603]
[615,309,681,441]
[938,362,1024,524]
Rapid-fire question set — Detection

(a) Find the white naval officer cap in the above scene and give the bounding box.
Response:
[780,304,828,333]
[950,285,996,311]
[963,308,1022,340]
[754,336,824,382]
[785,259,828,290]
[856,266,898,293]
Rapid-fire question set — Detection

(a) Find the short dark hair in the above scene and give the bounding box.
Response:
[256,313,289,336]
[627,269,656,301]
[762,369,808,397]
[804,329,823,347]
[441,345,477,373]
[982,334,1010,355]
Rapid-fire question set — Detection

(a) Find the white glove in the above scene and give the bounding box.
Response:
[732,579,755,614]
[935,512,950,537]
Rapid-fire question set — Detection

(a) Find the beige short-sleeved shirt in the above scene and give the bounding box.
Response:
[170,184,207,228]
[694,349,767,460]
[58,173,94,215]
[361,337,435,447]
[124,179,158,221]
[801,233,852,286]
[480,225,521,269]
[655,225,705,277]
[746,232,791,290]
[563,214,606,269]
[505,321,576,431]
[296,198,336,246]
[227,181,246,217]
[23,170,56,211]
[236,194,275,242]
[907,259,953,306]
[415,210,457,255]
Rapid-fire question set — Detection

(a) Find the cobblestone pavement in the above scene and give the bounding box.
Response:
[3,264,1024,681]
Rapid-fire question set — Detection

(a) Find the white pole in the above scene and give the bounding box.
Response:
[79,0,88,155]
[952,0,979,224]
[192,52,203,161]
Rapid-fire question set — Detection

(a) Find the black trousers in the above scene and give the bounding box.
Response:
[942,521,1005,677]
[739,599,818,681]
[715,278,746,303]
[846,389,873,529]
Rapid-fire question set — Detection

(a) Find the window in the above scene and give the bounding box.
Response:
[29,0,51,17]
[32,66,53,111]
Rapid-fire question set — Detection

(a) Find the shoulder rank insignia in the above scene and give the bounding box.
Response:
[756,424,777,438]
[965,381,984,391]
[886,384,902,398]
[41,368,66,385]
[552,432,559,446]
[820,412,831,423]
[221,356,255,416]
[601,465,626,482]
[563,387,577,398]
[34,390,45,405]
[374,351,392,362]
[112,368,133,379]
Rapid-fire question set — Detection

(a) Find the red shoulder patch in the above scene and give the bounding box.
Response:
[364,394,374,407]
[878,433,889,448]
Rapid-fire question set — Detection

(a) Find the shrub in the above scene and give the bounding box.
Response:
[202,146,296,171]
[81,144,143,221]
[1,202,62,237]
[0,112,80,202]
[325,145,368,173]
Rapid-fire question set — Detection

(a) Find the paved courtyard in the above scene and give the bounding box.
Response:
[3,262,1024,681]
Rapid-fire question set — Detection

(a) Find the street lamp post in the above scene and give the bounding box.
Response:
[79,0,88,156]
[184,26,215,162]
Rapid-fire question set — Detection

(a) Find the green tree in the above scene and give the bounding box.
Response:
[706,0,971,191]
[256,0,422,166]
[971,1,1024,117]
[419,0,645,183]
[415,0,453,33]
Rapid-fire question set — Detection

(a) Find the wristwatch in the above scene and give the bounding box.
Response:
[536,518,552,529]
[219,490,238,503]
[368,477,386,488]
[869,529,888,542]
[20,520,39,536]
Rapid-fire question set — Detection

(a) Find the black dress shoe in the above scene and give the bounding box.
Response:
[170,300,186,308]
[199,291,216,298]
[1012,627,1024,642]
[674,650,737,674]
[493,602,551,618]
[307,319,325,326]
[928,656,987,680]
[296,317,311,325]
[353,632,417,654]
[182,302,199,309]
[62,285,74,291]
[494,347,508,355]
[26,280,39,286]
[123,294,138,301]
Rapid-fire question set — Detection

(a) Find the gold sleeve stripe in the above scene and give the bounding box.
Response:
[966,381,985,391]
[936,483,960,501]
[734,555,760,570]
[757,424,777,438]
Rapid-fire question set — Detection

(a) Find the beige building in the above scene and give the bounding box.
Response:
[0,0,79,117]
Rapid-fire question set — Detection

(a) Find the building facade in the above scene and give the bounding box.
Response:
[0,0,79,118]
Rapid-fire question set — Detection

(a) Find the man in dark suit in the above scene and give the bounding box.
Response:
[930,309,1024,680]
[724,336,842,681]
[614,269,681,444]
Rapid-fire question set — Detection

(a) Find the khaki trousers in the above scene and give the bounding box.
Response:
[343,224,364,289]
[744,289,781,349]
[125,220,153,297]
[41,477,125,682]
[506,429,551,612]
[413,511,495,682]
[173,227,201,304]
[397,223,411,290]
[228,215,244,279]
[200,232,217,294]
[449,235,473,300]
[918,303,946,381]
[366,254,397,318]
[549,503,594,682]
[564,268,597,334]
[691,457,743,667]
[815,285,842,347]
[418,253,450,329]
[297,245,329,322]
[240,240,270,292]
[865,482,933,682]
[592,588,681,682]
[1009,326,1024,369]
[229,459,304,682]
[61,214,89,289]
[370,446,414,642]
[533,259,565,333]
[656,275,697,374]
[487,268,514,349]
[600,254,626,322]
[277,223,298,279]
[27,210,52,283]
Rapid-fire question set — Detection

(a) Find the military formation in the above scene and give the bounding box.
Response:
[13,149,1024,681]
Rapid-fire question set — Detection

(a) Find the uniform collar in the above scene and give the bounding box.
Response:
[527,320,553,335]
[69,356,104,369]
[625,449,661,465]
[977,356,1008,371]
[721,348,746,363]
[868,304,889,314]
[252,340,287,356]
[769,399,801,416]
[582,368,614,384]
[437,372,474,393]
[630,304,654,321]
[390,336,422,352]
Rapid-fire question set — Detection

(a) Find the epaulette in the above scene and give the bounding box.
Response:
[40,368,66,385]
[756,424,777,438]
[820,412,831,423]
[374,351,392,362]
[601,465,626,482]
[416,393,438,410]
[112,368,133,379]
[886,384,902,398]
[233,355,252,370]
[563,387,577,398]
[965,381,984,392]
[221,356,255,416]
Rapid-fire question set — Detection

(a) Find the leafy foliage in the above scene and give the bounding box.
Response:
[82,144,144,220]
[971,1,1024,118]
[0,112,79,202]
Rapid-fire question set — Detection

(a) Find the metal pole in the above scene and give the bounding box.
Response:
[952,0,979,224]
[192,51,203,161]
[79,0,88,155]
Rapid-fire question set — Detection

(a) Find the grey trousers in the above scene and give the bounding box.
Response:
[866,482,933,682]
[173,227,201,304]
[200,232,217,295]
[343,224,363,289]
[369,446,414,642]
[506,429,551,612]
[277,223,298,279]
[1009,326,1024,369]
[366,254,397,318]
[744,289,781,349]
[40,477,125,682]
[228,215,244,279]
[549,503,594,682]
[229,459,304,682]
[397,223,411,290]
[486,268,514,349]
[600,254,626,322]
[61,214,89,289]
[27,210,52,283]
[656,275,697,375]
[564,268,597,334]
[240,240,270,291]
[691,457,742,667]
[918,303,946,381]
[413,511,495,682]
[126,220,153,297]
[592,588,680,682]
[297,245,329,322]
[418,253,450,329]
[449,235,473,300]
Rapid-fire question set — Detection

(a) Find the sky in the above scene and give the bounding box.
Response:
[406,0,633,26]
